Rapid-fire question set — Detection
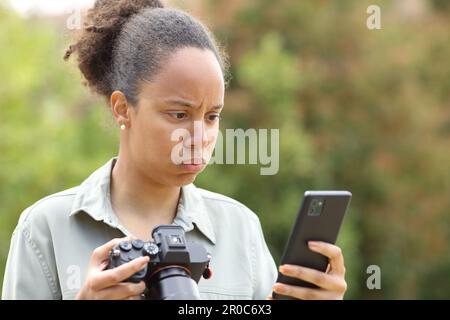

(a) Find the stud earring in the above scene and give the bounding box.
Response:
[120,124,126,130]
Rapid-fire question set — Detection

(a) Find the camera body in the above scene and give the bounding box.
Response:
[107,225,212,300]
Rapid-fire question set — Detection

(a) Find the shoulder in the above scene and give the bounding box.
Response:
[16,186,80,232]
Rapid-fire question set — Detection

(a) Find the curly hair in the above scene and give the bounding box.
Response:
[64,0,229,106]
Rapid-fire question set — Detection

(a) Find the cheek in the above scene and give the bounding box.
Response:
[207,126,219,145]
[203,127,219,157]
[132,116,177,157]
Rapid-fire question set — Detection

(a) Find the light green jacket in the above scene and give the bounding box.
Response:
[2,157,277,300]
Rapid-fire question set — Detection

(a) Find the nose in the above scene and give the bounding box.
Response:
[180,120,210,164]
[189,120,209,149]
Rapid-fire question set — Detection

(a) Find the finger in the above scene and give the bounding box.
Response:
[308,242,345,276]
[279,265,336,290]
[272,283,333,300]
[91,236,131,267]
[91,256,149,290]
[96,281,146,300]
[98,260,109,271]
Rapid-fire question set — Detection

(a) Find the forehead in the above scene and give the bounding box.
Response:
[139,47,225,103]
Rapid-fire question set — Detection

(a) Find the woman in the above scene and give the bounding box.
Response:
[2,0,347,300]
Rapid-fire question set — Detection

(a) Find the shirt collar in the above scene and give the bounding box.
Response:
[69,157,216,245]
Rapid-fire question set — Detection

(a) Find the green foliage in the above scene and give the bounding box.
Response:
[0,8,119,291]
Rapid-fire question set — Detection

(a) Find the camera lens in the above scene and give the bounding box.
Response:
[146,267,201,300]
[308,199,324,216]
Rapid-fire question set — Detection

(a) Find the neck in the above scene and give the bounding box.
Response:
[110,155,181,221]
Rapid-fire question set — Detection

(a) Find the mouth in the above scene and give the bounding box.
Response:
[181,159,207,165]
[178,159,207,173]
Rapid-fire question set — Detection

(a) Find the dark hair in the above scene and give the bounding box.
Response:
[64,0,229,106]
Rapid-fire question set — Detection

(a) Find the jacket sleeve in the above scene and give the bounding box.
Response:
[2,207,60,300]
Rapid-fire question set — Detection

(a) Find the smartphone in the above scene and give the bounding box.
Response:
[272,190,352,300]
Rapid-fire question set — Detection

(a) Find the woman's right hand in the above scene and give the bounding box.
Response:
[75,237,150,300]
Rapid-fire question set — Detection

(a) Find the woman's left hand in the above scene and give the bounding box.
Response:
[270,241,347,300]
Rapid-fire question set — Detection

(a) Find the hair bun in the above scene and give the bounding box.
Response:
[64,0,164,98]
[89,0,164,25]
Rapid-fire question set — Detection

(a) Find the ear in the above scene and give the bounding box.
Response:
[110,91,131,128]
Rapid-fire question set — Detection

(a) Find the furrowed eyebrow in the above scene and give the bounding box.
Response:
[163,98,223,110]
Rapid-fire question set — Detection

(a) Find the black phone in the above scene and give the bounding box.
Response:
[272,190,352,300]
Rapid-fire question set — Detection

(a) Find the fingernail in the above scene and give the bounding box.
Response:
[139,256,149,264]
[279,265,291,273]
[286,264,297,272]
[309,241,319,248]
[273,284,286,294]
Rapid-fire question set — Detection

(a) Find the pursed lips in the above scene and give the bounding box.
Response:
[181,159,206,165]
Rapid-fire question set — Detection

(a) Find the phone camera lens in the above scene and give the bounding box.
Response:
[308,199,324,216]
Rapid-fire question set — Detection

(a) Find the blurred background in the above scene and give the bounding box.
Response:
[0,0,449,299]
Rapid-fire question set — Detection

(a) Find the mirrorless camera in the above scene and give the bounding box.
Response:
[107,225,212,300]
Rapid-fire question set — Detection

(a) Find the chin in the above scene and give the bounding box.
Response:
[167,172,198,187]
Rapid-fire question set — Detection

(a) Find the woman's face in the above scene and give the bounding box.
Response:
[120,47,225,187]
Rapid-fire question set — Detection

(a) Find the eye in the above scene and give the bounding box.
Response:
[168,112,188,120]
[207,114,222,122]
